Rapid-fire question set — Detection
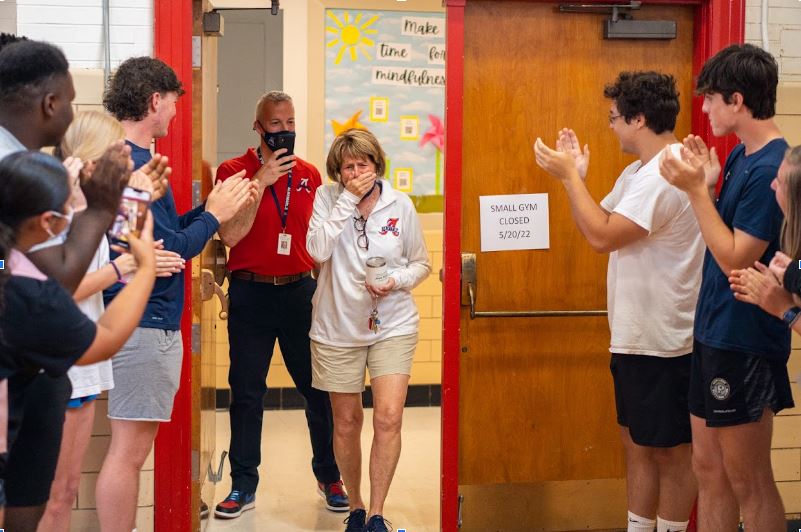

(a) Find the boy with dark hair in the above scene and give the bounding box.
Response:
[535,71,703,532]
[103,56,185,122]
[95,56,257,531]
[660,44,790,531]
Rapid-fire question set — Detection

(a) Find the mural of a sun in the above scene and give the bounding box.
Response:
[326,11,379,65]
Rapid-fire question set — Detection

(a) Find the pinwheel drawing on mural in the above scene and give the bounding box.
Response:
[419,114,444,195]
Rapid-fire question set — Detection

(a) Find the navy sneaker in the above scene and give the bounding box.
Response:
[318,480,350,512]
[344,508,367,532]
[366,514,392,532]
[214,490,256,519]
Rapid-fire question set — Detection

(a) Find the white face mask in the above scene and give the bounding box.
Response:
[45,206,74,240]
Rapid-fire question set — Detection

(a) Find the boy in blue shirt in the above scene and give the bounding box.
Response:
[96,56,256,531]
[660,44,790,531]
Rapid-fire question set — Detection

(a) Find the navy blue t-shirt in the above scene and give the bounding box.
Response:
[103,141,220,330]
[694,138,790,361]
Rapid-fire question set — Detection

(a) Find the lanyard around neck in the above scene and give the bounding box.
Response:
[258,147,293,231]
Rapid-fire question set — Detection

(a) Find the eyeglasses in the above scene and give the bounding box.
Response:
[608,114,623,125]
[353,215,369,251]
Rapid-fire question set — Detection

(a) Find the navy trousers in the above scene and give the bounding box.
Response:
[226,276,339,493]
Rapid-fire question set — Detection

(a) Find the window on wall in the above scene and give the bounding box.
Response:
[0,0,16,36]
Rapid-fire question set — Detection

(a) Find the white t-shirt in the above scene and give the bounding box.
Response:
[70,239,115,397]
[600,144,704,357]
[307,181,431,347]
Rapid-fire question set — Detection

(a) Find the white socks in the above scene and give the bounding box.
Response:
[657,516,689,532]
[627,511,656,532]
[626,512,689,532]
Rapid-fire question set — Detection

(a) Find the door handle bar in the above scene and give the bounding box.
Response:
[467,282,607,319]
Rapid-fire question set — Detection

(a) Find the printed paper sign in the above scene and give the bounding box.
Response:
[401,16,445,37]
[399,116,419,140]
[427,44,446,65]
[377,42,412,62]
[479,193,550,252]
[372,66,445,88]
[395,168,413,192]
[369,97,389,122]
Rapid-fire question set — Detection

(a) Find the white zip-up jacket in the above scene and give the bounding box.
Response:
[307,180,431,347]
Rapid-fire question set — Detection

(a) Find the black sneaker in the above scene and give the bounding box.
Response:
[344,508,367,532]
[366,514,392,532]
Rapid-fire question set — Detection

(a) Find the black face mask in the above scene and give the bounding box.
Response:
[259,123,296,158]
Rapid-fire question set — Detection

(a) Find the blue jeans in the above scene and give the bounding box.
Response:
[226,276,339,492]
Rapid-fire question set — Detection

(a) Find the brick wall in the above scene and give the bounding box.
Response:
[0,0,16,35]
[746,0,801,81]
[15,0,152,69]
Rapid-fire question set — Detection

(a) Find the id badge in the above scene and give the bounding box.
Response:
[277,232,292,255]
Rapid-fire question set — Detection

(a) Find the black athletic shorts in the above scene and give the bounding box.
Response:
[610,353,692,447]
[5,372,72,507]
[689,340,794,427]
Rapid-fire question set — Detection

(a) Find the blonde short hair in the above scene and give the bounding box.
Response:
[57,110,125,161]
[255,91,293,119]
[326,129,386,183]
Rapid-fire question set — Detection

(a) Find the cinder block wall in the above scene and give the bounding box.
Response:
[773,85,801,516]
[745,0,801,81]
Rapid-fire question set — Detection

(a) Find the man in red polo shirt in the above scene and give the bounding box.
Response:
[213,91,346,519]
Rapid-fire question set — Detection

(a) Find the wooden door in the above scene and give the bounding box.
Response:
[456,2,694,529]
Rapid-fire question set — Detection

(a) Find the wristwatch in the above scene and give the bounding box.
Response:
[782,306,801,328]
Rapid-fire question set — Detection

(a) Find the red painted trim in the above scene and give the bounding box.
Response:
[694,0,745,193]
[153,0,193,530]
[441,3,465,530]
[440,0,744,531]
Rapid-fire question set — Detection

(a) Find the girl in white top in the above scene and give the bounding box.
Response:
[38,112,182,532]
[307,129,429,531]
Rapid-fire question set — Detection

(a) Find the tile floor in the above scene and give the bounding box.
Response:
[205,407,441,532]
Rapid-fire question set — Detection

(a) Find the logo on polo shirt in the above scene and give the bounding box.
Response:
[379,218,400,236]
[710,377,730,401]
[296,177,312,193]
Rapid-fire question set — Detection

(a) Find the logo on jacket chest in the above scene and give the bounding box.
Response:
[379,218,400,236]
[296,177,312,193]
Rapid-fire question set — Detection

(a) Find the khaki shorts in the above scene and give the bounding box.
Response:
[311,333,418,393]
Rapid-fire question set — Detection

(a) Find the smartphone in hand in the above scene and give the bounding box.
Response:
[108,186,151,249]
[266,132,295,160]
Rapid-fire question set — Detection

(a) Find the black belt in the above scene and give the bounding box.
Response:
[230,270,311,285]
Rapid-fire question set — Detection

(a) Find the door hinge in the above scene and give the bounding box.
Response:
[191,449,199,481]
[191,323,201,354]
[457,493,464,528]
[192,180,202,208]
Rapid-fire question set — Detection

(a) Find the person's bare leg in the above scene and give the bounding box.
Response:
[652,443,697,521]
[367,374,409,518]
[37,402,96,532]
[690,415,738,532]
[719,409,784,532]
[330,392,365,511]
[619,427,659,520]
[95,419,159,532]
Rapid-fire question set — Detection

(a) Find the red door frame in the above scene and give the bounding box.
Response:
[153,0,194,530]
[440,0,743,530]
